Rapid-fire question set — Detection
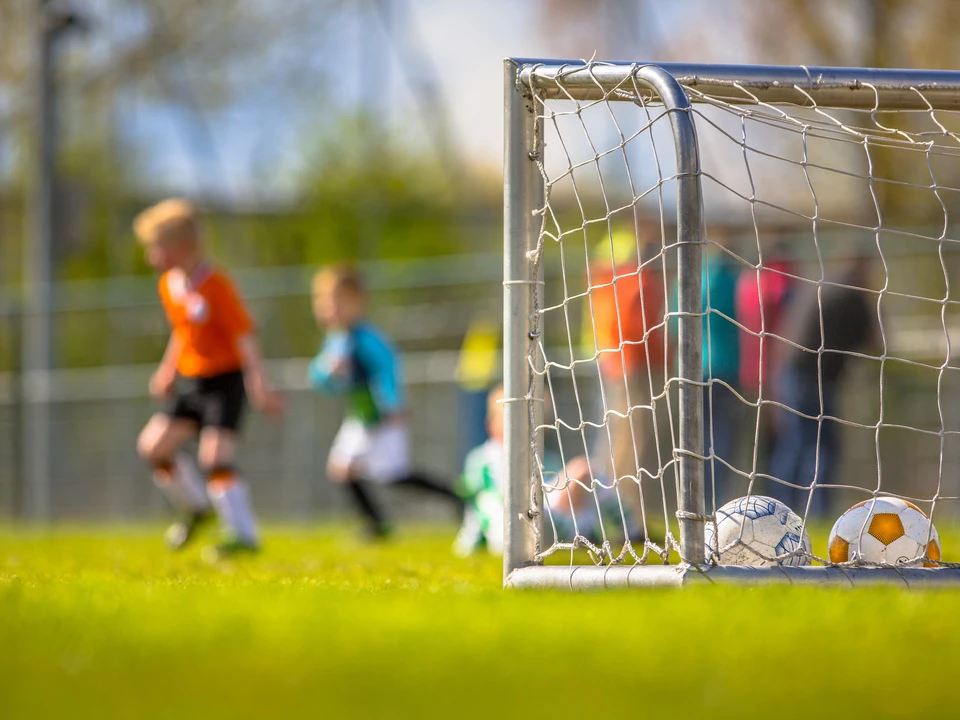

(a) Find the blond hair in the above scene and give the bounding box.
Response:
[312,264,366,298]
[133,198,200,247]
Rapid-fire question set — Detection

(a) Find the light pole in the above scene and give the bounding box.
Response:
[21,0,85,520]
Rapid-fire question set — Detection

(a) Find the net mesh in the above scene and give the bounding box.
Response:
[520,62,960,569]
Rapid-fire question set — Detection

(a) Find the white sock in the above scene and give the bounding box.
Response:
[479,493,504,555]
[208,476,259,546]
[153,454,211,515]
[453,506,483,557]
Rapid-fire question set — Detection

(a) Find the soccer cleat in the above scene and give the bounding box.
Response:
[201,537,260,563]
[164,511,213,551]
[361,521,394,542]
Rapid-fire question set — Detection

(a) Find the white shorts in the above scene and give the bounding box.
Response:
[328,418,411,484]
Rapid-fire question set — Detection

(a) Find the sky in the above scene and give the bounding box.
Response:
[80,0,710,203]
[119,1,565,199]
[3,0,870,208]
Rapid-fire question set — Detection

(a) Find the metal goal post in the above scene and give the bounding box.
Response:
[503,58,960,589]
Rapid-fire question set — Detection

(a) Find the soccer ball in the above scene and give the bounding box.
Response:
[705,495,812,566]
[827,497,941,567]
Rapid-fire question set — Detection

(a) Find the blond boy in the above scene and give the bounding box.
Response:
[453,385,505,556]
[134,199,281,560]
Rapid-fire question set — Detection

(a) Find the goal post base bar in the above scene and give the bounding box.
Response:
[505,565,960,590]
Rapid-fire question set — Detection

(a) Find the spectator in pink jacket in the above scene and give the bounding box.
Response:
[736,253,794,404]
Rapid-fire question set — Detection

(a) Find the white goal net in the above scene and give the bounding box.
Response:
[503,59,960,588]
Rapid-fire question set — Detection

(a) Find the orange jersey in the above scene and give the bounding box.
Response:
[158,265,253,378]
[589,262,666,377]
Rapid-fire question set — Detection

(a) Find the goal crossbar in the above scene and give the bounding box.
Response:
[513,59,960,109]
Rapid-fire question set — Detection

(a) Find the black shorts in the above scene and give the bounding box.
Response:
[166,370,247,431]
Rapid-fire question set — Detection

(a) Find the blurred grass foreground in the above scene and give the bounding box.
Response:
[0,525,958,719]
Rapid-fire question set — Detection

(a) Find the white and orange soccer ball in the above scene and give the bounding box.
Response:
[827,497,941,567]
[705,495,812,566]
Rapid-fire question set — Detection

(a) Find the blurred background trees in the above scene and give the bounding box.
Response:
[3,0,960,369]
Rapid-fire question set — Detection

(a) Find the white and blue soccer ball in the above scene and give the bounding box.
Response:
[705,495,812,566]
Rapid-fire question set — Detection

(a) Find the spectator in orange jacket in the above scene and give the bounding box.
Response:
[583,221,666,490]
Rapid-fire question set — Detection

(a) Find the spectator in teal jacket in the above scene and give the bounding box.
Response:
[671,230,741,508]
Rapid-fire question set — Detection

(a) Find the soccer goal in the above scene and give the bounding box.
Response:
[503,58,960,589]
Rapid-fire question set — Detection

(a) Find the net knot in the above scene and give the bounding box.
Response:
[675,510,715,523]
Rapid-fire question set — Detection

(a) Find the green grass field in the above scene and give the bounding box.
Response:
[1,525,957,719]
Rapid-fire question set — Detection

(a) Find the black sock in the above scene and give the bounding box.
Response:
[345,479,387,530]
[394,472,464,513]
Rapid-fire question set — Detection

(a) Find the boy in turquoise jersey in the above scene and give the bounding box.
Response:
[309,265,462,538]
[670,234,741,506]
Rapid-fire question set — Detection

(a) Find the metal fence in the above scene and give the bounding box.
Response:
[0,253,504,522]
[0,359,466,522]
[4,211,960,532]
